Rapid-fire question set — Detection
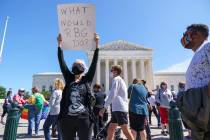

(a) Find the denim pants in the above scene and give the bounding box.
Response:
[28,110,42,135]
[43,114,62,140]
[149,106,160,125]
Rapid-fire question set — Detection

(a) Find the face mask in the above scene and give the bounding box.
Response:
[72,63,85,75]
[110,73,114,78]
[181,34,191,48]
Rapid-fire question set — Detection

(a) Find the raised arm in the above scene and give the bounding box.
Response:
[86,33,100,82]
[57,34,73,82]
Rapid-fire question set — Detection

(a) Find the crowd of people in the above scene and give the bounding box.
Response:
[1,23,210,140]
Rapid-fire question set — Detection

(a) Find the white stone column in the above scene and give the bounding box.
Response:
[147,59,154,91]
[105,59,109,93]
[114,59,118,65]
[96,59,101,84]
[140,60,145,80]
[123,59,128,86]
[131,59,136,80]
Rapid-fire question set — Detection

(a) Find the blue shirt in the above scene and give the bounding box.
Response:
[128,84,148,115]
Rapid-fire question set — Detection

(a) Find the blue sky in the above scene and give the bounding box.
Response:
[0,0,210,92]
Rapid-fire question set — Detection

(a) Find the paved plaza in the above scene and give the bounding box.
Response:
[0,111,189,140]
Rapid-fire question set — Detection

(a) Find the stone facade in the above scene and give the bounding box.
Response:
[154,72,185,92]
[32,40,154,93]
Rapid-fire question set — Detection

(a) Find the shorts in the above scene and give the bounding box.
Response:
[129,111,146,131]
[159,107,169,124]
[110,111,128,126]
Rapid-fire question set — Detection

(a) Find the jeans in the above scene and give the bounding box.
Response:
[1,106,8,118]
[28,110,42,135]
[149,106,160,125]
[43,115,62,140]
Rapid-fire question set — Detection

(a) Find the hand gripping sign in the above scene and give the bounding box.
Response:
[57,4,96,50]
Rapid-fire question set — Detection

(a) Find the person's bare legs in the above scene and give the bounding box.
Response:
[106,123,118,140]
[131,129,137,139]
[140,130,147,140]
[120,124,134,140]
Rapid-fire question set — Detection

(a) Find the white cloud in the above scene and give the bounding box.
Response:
[156,58,192,73]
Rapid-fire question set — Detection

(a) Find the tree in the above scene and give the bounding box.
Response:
[0,86,6,99]
[24,91,31,99]
[41,91,51,101]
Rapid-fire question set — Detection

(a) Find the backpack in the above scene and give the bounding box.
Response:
[85,83,96,122]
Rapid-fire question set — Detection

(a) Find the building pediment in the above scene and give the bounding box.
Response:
[100,40,152,51]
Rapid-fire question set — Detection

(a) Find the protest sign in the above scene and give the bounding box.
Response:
[57,4,96,50]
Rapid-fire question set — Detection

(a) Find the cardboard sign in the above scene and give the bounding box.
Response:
[57,4,96,50]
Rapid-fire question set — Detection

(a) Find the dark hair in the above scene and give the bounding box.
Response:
[141,80,146,85]
[160,81,167,88]
[133,78,140,84]
[7,91,12,96]
[93,83,101,89]
[187,24,209,38]
[178,82,185,88]
[32,86,39,93]
[111,65,122,75]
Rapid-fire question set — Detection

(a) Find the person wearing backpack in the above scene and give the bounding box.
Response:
[27,86,48,136]
[57,33,99,140]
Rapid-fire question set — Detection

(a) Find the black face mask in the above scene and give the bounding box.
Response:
[71,63,85,75]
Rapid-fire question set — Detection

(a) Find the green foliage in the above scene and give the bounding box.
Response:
[41,91,51,101]
[0,86,6,99]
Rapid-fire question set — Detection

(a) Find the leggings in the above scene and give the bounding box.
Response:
[1,106,8,118]
[59,115,92,140]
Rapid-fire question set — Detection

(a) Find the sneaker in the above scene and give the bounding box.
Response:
[33,134,39,137]
[161,131,167,136]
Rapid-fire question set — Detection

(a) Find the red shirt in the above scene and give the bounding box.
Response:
[13,94,26,107]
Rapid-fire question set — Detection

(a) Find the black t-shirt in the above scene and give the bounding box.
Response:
[94,92,106,109]
[57,47,99,118]
[68,82,89,117]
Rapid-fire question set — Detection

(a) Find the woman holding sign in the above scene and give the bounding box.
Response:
[57,33,99,140]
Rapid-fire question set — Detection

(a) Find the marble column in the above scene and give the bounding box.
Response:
[96,59,101,84]
[140,60,145,80]
[123,59,128,86]
[105,59,109,93]
[147,59,154,90]
[114,59,118,65]
[131,59,136,80]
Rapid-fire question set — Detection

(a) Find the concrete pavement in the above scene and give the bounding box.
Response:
[0,114,190,140]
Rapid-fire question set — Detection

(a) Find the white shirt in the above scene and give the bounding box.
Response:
[147,95,156,106]
[104,76,129,112]
[186,41,210,90]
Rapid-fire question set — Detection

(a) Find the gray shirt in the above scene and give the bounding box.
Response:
[49,89,62,115]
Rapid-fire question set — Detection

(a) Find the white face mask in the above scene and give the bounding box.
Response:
[110,73,114,78]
